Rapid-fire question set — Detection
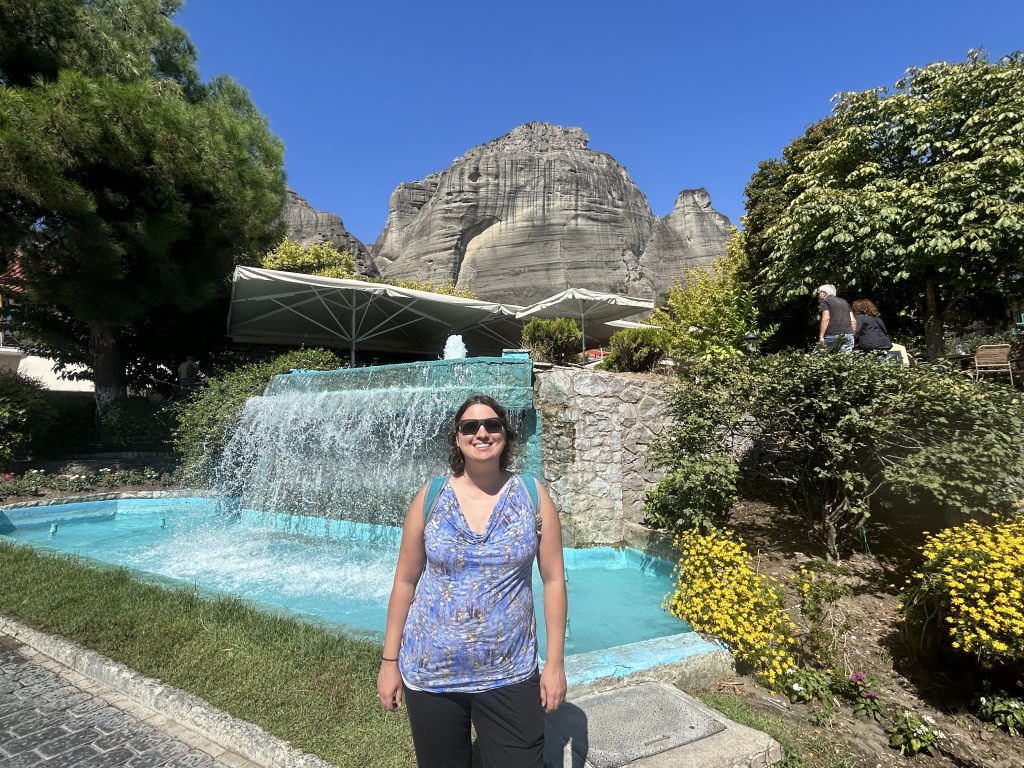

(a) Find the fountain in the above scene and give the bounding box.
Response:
[208,352,540,525]
[0,350,729,686]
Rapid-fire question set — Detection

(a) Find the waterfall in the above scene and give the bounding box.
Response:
[209,355,540,525]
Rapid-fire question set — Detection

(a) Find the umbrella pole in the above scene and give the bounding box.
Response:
[350,300,356,366]
[580,312,587,361]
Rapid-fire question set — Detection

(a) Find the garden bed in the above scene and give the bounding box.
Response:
[708,498,1023,768]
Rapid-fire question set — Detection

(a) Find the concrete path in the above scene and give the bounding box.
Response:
[0,633,260,768]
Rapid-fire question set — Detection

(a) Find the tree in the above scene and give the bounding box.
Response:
[259,239,479,297]
[261,238,357,279]
[0,0,286,413]
[744,51,1024,359]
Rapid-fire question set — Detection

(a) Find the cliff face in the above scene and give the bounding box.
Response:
[281,189,375,275]
[371,123,731,304]
[640,188,734,299]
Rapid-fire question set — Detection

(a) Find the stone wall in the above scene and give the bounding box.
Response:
[534,368,672,546]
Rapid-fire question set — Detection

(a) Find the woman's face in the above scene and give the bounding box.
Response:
[456,403,506,466]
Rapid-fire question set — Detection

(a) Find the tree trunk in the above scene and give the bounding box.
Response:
[923,275,945,361]
[89,322,125,418]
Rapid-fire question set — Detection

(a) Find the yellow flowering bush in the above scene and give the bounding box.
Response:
[667,529,797,687]
[901,518,1024,669]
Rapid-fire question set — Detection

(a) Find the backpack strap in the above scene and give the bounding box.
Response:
[517,473,543,535]
[422,475,448,524]
[423,473,544,534]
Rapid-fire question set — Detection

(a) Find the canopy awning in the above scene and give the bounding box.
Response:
[227,267,527,361]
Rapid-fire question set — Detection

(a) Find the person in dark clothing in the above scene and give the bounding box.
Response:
[852,299,893,353]
[816,284,856,352]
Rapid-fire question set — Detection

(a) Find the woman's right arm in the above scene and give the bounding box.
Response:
[377,484,428,711]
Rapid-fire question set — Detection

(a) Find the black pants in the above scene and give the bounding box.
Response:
[403,673,544,768]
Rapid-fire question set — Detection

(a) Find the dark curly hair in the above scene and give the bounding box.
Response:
[851,299,881,317]
[448,394,516,475]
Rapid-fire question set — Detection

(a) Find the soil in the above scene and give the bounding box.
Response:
[719,497,1024,768]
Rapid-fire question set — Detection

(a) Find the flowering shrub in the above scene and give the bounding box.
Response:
[0,468,164,500]
[977,693,1024,737]
[889,711,945,756]
[901,518,1024,670]
[843,672,884,722]
[667,529,796,687]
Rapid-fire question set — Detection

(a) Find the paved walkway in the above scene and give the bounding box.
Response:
[0,633,261,768]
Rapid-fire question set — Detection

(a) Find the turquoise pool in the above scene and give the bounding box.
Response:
[0,497,690,661]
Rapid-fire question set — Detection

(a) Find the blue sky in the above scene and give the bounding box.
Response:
[177,1,1024,246]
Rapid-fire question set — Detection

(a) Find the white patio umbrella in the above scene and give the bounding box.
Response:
[227,267,526,364]
[514,288,655,357]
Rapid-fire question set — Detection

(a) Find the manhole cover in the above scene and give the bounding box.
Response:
[547,682,726,768]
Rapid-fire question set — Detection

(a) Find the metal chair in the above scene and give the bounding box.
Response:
[972,344,1013,386]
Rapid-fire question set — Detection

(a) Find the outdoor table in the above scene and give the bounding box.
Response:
[943,353,975,371]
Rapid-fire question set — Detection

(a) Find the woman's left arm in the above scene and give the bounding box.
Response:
[535,481,567,713]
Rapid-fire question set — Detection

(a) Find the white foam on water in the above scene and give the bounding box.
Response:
[124,521,397,606]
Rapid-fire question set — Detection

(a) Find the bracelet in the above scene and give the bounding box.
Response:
[381,656,399,662]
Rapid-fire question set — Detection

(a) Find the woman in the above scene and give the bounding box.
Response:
[852,299,893,354]
[377,394,567,768]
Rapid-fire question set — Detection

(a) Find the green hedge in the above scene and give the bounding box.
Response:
[174,348,343,482]
[0,372,56,467]
[38,391,96,455]
[521,317,581,365]
[649,354,1024,560]
[600,327,669,373]
[99,397,173,451]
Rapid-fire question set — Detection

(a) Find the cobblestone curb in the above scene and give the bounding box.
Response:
[0,616,337,768]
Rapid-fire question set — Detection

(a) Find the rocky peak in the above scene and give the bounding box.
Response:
[370,122,730,304]
[458,123,590,160]
[280,189,375,276]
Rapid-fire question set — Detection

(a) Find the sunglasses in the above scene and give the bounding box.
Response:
[457,418,504,436]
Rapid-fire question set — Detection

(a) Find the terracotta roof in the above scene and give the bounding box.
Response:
[0,253,25,293]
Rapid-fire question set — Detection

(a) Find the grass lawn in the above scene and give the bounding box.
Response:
[0,541,415,768]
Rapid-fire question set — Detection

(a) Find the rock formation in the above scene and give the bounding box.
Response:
[280,189,374,275]
[640,188,733,300]
[370,123,731,304]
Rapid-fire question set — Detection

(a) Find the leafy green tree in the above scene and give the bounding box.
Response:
[0,0,286,413]
[651,231,774,361]
[260,240,479,298]
[381,277,477,299]
[743,51,1024,359]
[261,238,357,279]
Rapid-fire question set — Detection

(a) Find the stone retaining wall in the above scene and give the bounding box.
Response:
[534,368,672,546]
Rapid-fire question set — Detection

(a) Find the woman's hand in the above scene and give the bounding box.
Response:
[540,662,567,713]
[377,661,403,711]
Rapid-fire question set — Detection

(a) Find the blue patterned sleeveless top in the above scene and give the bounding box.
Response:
[399,475,539,693]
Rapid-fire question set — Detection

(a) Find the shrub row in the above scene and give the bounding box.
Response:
[173,348,343,482]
